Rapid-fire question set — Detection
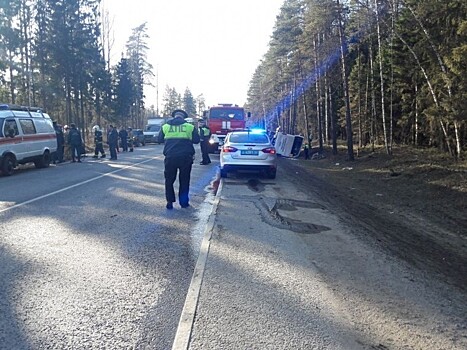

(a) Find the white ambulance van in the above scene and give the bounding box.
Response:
[0,104,57,176]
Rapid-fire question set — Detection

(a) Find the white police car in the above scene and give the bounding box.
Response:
[0,104,57,176]
[220,129,277,179]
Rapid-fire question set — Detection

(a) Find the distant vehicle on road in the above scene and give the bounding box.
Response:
[143,118,165,144]
[130,129,145,147]
[0,104,57,176]
[219,129,277,179]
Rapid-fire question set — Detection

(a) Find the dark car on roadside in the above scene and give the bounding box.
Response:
[130,129,145,147]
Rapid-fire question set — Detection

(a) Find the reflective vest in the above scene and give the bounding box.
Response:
[200,126,211,140]
[162,122,194,140]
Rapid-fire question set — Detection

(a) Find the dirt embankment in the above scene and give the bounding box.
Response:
[282,146,467,292]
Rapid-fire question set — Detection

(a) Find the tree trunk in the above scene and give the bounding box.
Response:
[337,0,354,160]
[329,83,338,155]
[374,0,391,155]
[313,38,323,153]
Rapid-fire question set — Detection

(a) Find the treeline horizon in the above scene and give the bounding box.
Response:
[0,0,206,140]
[246,0,466,158]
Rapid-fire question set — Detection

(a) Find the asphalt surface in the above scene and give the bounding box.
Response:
[0,147,217,350]
[1,150,465,350]
[173,170,365,350]
[172,160,467,350]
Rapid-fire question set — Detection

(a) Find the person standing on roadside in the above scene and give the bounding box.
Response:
[198,119,211,165]
[63,125,71,160]
[119,126,129,152]
[304,143,310,160]
[107,125,118,160]
[67,123,83,163]
[158,109,200,209]
[127,127,134,152]
[92,125,106,158]
[53,121,65,164]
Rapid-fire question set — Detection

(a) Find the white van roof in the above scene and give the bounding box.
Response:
[0,104,51,119]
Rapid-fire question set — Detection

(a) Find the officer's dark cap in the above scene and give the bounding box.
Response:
[172,109,188,119]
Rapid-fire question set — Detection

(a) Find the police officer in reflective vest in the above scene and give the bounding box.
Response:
[198,119,211,165]
[158,109,200,209]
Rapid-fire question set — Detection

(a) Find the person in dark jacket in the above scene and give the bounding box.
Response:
[303,143,310,160]
[67,123,83,163]
[53,121,65,164]
[198,119,211,165]
[92,125,106,158]
[127,127,134,152]
[119,127,128,152]
[107,125,119,160]
[158,109,200,209]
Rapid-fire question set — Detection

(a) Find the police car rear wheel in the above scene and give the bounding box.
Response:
[1,155,15,176]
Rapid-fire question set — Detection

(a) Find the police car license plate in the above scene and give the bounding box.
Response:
[241,150,259,155]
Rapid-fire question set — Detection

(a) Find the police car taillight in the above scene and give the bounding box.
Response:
[222,146,238,153]
[262,147,276,154]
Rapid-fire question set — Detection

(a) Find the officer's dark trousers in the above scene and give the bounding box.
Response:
[54,144,64,163]
[121,138,128,152]
[164,155,193,206]
[200,141,211,164]
[70,144,81,161]
[109,142,118,159]
[94,142,105,156]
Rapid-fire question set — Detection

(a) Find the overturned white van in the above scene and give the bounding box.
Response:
[0,104,57,176]
[274,132,304,158]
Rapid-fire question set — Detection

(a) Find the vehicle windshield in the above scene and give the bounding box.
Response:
[209,108,244,120]
[229,133,269,144]
[145,125,161,132]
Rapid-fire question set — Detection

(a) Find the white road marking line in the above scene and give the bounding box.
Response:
[171,179,224,350]
[0,157,160,214]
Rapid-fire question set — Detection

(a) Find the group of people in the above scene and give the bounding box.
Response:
[92,125,136,160]
[52,123,138,163]
[53,109,212,211]
[52,122,85,163]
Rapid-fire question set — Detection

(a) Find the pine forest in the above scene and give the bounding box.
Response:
[0,0,465,157]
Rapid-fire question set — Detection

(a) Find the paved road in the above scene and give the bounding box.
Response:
[175,160,467,350]
[1,149,465,350]
[0,145,218,349]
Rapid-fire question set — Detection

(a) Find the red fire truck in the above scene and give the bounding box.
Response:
[202,104,250,153]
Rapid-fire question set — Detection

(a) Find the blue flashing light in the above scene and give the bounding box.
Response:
[250,128,266,134]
